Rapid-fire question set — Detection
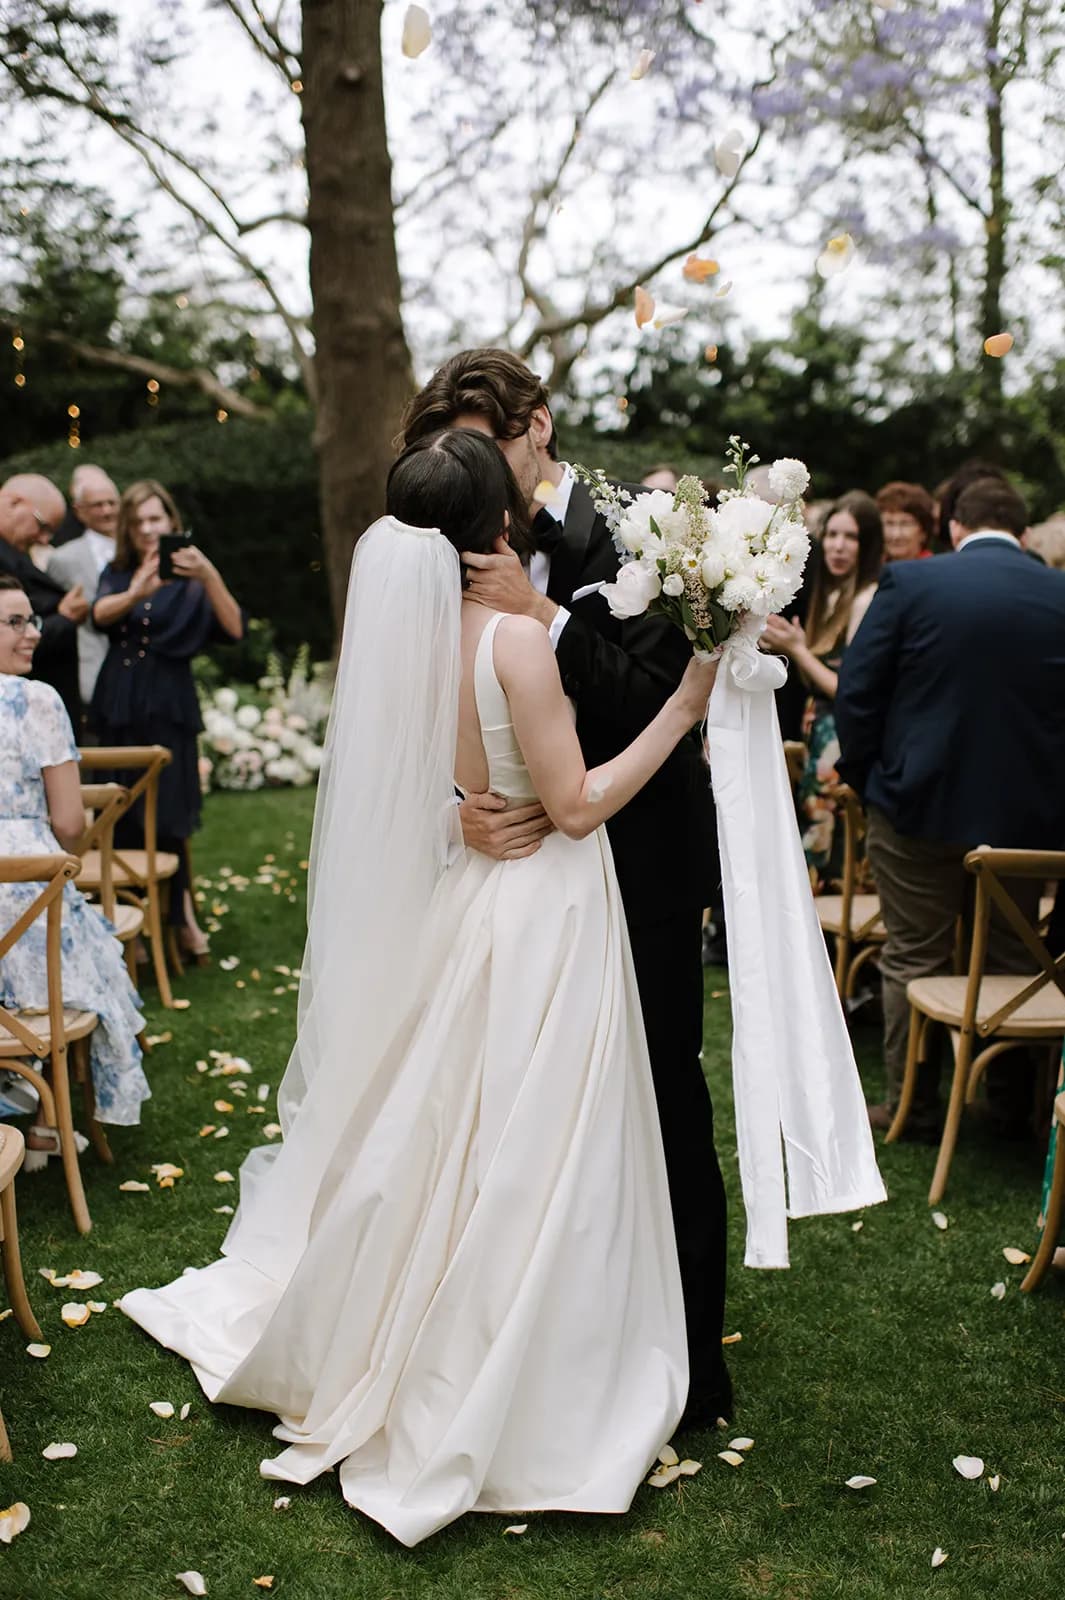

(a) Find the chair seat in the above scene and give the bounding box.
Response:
[816,893,885,940]
[76,848,180,888]
[90,902,144,941]
[0,1123,26,1188]
[0,1008,98,1056]
[907,973,1065,1035]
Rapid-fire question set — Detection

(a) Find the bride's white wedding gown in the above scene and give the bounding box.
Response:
[121,611,688,1547]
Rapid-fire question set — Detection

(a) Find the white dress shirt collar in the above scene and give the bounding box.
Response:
[956,528,1021,552]
[85,529,117,572]
[538,463,575,525]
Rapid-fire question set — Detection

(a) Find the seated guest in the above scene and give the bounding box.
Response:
[1025,515,1065,570]
[641,464,679,491]
[48,466,122,724]
[875,481,936,562]
[762,491,882,891]
[92,479,245,960]
[0,474,86,726]
[836,478,1065,1138]
[0,574,149,1166]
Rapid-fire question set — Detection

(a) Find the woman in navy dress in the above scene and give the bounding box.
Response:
[92,480,244,958]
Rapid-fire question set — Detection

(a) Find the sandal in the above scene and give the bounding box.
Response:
[23,1125,89,1174]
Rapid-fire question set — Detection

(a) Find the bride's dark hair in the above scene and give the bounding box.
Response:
[386,428,533,567]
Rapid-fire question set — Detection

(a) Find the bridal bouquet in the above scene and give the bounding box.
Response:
[577,438,811,651]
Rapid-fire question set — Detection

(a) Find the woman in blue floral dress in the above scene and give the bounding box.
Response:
[0,574,149,1154]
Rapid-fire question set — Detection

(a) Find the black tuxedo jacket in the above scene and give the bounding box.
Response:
[0,538,81,725]
[548,479,716,923]
[835,538,1065,848]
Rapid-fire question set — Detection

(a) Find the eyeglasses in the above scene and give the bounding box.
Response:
[0,613,43,635]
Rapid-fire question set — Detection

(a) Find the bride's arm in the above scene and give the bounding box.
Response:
[495,614,716,841]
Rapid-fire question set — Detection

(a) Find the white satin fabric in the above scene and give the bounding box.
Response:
[121,610,687,1547]
[708,616,887,1269]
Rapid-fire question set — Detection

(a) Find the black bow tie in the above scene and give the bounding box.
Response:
[531,507,564,556]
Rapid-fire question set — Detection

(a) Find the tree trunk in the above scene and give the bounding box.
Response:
[300,0,413,642]
[978,0,1008,429]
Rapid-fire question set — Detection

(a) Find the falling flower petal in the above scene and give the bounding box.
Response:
[61,1302,91,1328]
[1002,1246,1030,1265]
[652,302,689,328]
[816,233,856,278]
[503,1524,528,1536]
[677,1459,703,1476]
[683,253,719,282]
[953,1455,984,1480]
[657,1444,679,1467]
[704,344,719,362]
[150,1401,175,1419]
[714,128,745,177]
[634,285,655,328]
[728,1438,754,1452]
[931,1211,949,1231]
[175,1574,207,1597]
[26,1342,51,1358]
[845,1475,877,1489]
[990,1281,1007,1300]
[630,48,655,80]
[989,1474,1001,1491]
[0,1502,31,1544]
[42,1442,78,1460]
[932,1548,948,1569]
[721,1332,742,1345]
[401,4,432,58]
[180,1403,192,1421]
[717,1450,745,1468]
[648,1463,683,1487]
[272,1497,291,1511]
[983,332,1013,357]
[534,479,563,508]
[119,1180,151,1192]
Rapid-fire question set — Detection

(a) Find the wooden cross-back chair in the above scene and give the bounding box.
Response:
[887,846,1065,1205]
[0,854,101,1234]
[813,785,886,1002]
[76,781,145,986]
[1021,1091,1065,1294]
[74,746,181,1007]
[0,1123,42,1460]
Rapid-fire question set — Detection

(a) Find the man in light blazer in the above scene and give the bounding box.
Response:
[836,476,1065,1139]
[47,465,121,723]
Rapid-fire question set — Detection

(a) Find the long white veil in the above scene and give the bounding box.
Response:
[222,516,463,1280]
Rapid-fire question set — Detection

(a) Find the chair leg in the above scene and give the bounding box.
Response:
[929,1029,972,1206]
[834,929,850,1000]
[50,1048,92,1235]
[0,1182,43,1341]
[166,924,185,979]
[1021,1131,1065,1293]
[145,883,174,1009]
[124,938,137,986]
[885,1006,923,1142]
[78,1040,113,1166]
[0,1404,10,1463]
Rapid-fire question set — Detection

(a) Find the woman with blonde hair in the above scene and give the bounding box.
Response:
[92,479,244,959]
[762,491,883,890]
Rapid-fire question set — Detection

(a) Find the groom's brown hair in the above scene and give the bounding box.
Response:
[399,348,558,458]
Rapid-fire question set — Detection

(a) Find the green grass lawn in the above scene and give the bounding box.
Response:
[2,787,1063,1600]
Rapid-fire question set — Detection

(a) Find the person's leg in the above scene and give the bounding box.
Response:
[865,809,968,1132]
[627,907,730,1421]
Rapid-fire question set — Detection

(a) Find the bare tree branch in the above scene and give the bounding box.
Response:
[216,0,300,82]
[235,209,307,235]
[899,113,987,217]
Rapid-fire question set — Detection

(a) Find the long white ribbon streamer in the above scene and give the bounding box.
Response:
[707,617,887,1268]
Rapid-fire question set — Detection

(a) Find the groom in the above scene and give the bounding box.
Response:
[400,349,731,1424]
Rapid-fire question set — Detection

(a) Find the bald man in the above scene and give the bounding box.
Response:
[49,466,120,713]
[0,473,87,723]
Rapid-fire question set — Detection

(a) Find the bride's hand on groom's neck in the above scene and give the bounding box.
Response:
[462,538,558,630]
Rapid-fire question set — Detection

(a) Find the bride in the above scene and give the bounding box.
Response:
[121,428,719,1547]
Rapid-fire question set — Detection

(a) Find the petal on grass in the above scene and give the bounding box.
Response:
[150,1401,175,1419]
[263,1124,282,1139]
[989,1474,1001,1491]
[503,1524,528,1535]
[990,1281,1007,1300]
[175,1574,207,1597]
[721,1332,743,1345]
[648,1464,683,1487]
[87,1302,107,1314]
[213,1101,234,1114]
[1002,1247,1030,1265]
[64,1270,102,1290]
[119,1180,151,1192]
[852,1220,864,1232]
[717,1450,745,1467]
[180,1403,192,1421]
[272,1497,291,1511]
[252,1579,274,1589]
[845,1475,877,1489]
[952,1455,984,1479]
[728,1438,754,1452]
[0,1502,31,1544]
[42,1443,78,1460]
[401,4,432,58]
[931,1211,949,1230]
[657,1444,679,1467]
[677,1459,702,1476]
[213,1171,235,1184]
[61,1302,91,1328]
[26,1343,51,1358]
[932,1548,948,1568]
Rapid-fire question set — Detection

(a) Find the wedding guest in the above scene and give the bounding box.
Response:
[1025,515,1065,569]
[0,473,86,725]
[875,481,936,562]
[762,491,882,892]
[836,478,1065,1139]
[641,463,679,492]
[934,459,1008,548]
[0,574,149,1166]
[92,479,244,961]
[47,466,121,723]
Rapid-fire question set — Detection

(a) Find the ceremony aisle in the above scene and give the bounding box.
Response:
[1,789,1063,1600]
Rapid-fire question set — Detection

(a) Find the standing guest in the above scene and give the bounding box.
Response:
[400,349,732,1428]
[0,574,149,1166]
[641,464,679,492]
[762,492,882,892]
[0,474,86,726]
[91,480,244,962]
[934,459,1008,549]
[47,466,121,723]
[875,481,936,562]
[836,478,1065,1139]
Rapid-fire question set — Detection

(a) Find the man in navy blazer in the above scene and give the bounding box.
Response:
[836,477,1065,1136]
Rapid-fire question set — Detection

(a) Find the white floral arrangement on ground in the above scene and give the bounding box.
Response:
[576,438,811,651]
[199,646,333,793]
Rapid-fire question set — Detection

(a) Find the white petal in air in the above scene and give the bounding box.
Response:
[652,302,689,328]
[714,128,745,177]
[816,233,856,278]
[401,5,432,59]
[630,48,656,80]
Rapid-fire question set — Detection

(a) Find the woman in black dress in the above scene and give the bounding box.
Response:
[92,479,244,958]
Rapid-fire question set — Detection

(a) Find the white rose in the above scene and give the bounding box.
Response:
[600,560,662,620]
[214,687,239,714]
[700,549,726,589]
[235,704,261,730]
[662,573,685,597]
[767,458,810,503]
[712,496,775,545]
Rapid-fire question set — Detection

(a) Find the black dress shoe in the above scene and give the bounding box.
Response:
[676,1363,733,1434]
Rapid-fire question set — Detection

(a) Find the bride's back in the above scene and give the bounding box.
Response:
[457,606,538,804]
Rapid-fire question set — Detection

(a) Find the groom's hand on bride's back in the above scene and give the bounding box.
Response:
[459,791,554,860]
